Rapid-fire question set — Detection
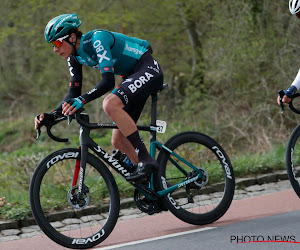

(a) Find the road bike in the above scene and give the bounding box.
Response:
[279,90,300,198]
[30,84,235,249]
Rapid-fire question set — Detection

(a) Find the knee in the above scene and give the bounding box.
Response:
[103,95,123,118]
[103,96,114,117]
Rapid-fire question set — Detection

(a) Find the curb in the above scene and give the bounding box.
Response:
[0,170,290,231]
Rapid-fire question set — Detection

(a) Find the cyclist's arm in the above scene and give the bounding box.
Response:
[78,31,115,103]
[53,56,83,112]
[291,69,300,91]
[80,72,115,103]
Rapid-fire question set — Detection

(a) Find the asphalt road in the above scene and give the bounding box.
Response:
[106,210,300,250]
[1,189,300,250]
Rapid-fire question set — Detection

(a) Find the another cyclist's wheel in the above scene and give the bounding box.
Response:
[286,124,300,198]
[156,132,235,225]
[30,148,120,249]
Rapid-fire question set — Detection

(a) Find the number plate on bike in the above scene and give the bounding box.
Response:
[156,120,167,133]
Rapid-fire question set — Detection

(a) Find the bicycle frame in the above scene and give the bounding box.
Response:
[35,85,204,201]
[74,92,203,201]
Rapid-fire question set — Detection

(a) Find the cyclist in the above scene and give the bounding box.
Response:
[34,14,163,181]
[278,0,300,105]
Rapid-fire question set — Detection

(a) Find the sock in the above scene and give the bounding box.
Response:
[126,130,153,162]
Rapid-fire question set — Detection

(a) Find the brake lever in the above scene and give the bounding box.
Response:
[67,115,73,125]
[36,125,41,140]
[278,90,285,114]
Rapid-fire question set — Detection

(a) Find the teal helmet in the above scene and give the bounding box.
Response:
[44,14,82,42]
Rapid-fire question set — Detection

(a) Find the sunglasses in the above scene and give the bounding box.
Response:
[51,34,70,48]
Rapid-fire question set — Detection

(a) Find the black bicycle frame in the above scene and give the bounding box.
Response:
[74,91,160,200]
[72,87,203,201]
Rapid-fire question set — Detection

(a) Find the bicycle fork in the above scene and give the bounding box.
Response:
[72,152,81,194]
[71,124,91,202]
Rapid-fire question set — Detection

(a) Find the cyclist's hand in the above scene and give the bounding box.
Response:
[277,95,291,105]
[62,97,86,116]
[34,113,56,130]
[277,86,297,106]
[35,114,44,130]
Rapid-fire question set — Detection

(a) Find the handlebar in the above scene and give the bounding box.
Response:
[74,109,118,130]
[36,108,154,142]
[36,108,119,143]
[278,90,300,114]
[36,115,69,142]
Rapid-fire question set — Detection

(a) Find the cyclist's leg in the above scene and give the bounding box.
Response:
[103,94,156,172]
[111,129,138,165]
[103,55,163,180]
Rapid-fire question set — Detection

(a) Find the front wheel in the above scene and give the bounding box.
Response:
[29,148,120,249]
[156,132,235,225]
[286,124,300,198]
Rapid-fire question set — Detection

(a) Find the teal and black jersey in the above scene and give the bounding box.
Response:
[55,29,163,119]
[74,30,150,76]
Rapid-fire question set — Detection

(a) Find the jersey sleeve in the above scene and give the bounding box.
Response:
[292,69,300,90]
[91,31,115,74]
[68,56,83,84]
[53,56,83,112]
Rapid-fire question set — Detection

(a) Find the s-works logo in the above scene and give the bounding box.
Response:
[230,235,299,244]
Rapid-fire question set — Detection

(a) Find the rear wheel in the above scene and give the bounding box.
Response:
[30,148,120,249]
[156,132,235,225]
[286,124,300,198]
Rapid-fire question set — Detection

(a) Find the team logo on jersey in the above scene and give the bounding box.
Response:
[93,40,110,64]
[67,57,74,77]
[128,72,154,93]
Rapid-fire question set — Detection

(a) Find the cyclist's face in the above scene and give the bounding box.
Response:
[53,37,73,59]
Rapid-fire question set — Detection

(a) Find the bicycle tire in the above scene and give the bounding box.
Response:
[286,124,300,198]
[156,132,235,225]
[29,148,120,249]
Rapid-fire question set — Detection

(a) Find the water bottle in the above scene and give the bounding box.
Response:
[112,150,136,172]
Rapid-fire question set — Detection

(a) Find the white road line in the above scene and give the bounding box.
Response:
[96,227,217,249]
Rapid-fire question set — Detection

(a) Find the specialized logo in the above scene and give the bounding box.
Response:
[128,72,154,93]
[72,229,105,244]
[122,78,133,84]
[94,146,131,177]
[93,40,110,64]
[55,15,77,31]
[178,176,199,188]
[47,152,79,169]
[148,60,160,73]
[161,176,180,209]
[212,146,232,179]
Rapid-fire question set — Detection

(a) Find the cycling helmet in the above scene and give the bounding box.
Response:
[289,0,300,15]
[45,14,82,43]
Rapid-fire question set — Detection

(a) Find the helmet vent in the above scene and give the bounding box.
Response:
[56,27,63,35]
[48,25,54,37]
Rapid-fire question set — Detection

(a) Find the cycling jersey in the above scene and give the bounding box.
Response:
[74,29,149,76]
[54,29,163,122]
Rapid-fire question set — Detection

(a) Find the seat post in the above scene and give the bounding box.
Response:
[150,92,158,143]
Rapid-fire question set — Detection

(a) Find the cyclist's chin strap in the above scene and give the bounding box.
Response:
[65,36,79,57]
